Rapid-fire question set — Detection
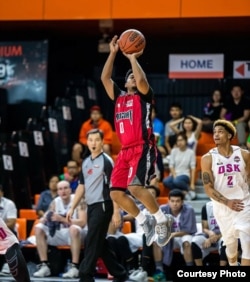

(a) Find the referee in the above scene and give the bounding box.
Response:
[66,129,128,282]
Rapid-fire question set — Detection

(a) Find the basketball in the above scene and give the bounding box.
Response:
[118,29,146,54]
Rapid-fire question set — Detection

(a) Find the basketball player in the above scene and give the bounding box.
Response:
[201,119,250,266]
[0,218,31,282]
[100,35,172,248]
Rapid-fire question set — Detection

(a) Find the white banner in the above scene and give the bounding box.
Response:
[169,54,224,78]
[233,61,250,79]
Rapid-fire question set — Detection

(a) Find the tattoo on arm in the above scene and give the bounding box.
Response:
[202,172,228,205]
[202,172,211,185]
[211,191,228,205]
[79,199,87,210]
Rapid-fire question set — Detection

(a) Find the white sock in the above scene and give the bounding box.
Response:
[229,261,238,266]
[135,211,146,225]
[152,209,166,224]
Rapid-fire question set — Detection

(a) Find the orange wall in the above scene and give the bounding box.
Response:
[0,0,43,20]
[0,0,250,20]
[181,0,250,17]
[44,0,111,20]
[112,0,180,19]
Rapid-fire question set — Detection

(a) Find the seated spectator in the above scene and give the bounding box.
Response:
[140,186,163,278]
[59,160,80,193]
[169,115,202,153]
[36,175,59,218]
[164,102,183,164]
[106,216,142,273]
[152,105,167,158]
[220,84,250,148]
[162,132,196,200]
[33,180,87,278]
[191,201,228,266]
[202,89,224,133]
[72,105,113,163]
[154,189,197,276]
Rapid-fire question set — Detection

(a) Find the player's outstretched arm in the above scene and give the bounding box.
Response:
[101,35,118,100]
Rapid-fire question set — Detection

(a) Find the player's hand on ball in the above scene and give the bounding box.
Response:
[109,36,119,53]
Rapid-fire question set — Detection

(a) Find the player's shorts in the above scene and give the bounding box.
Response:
[35,222,87,246]
[192,234,222,259]
[213,200,250,245]
[111,143,157,189]
[173,235,193,254]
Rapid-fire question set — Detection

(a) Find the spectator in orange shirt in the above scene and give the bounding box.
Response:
[72,105,113,164]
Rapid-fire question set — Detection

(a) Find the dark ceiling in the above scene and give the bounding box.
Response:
[0,17,250,40]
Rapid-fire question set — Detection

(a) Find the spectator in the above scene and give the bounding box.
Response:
[202,89,224,133]
[164,102,183,156]
[162,132,196,200]
[220,84,250,148]
[151,105,167,158]
[169,115,202,153]
[140,186,166,279]
[154,189,197,276]
[33,180,87,278]
[72,105,113,162]
[36,175,59,218]
[59,160,80,193]
[106,215,143,274]
[191,201,228,266]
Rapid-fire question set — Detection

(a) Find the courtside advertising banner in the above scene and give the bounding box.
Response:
[0,40,48,104]
[169,54,224,79]
[233,61,250,79]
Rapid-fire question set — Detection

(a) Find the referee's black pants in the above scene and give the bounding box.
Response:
[79,200,127,282]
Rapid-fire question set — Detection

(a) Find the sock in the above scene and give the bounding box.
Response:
[72,262,79,268]
[41,261,48,264]
[186,262,194,266]
[135,211,146,225]
[155,261,163,272]
[229,262,238,266]
[152,209,166,224]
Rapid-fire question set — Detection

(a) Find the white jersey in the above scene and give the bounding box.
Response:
[205,201,220,234]
[54,194,77,219]
[210,145,250,245]
[211,146,250,201]
[0,218,18,255]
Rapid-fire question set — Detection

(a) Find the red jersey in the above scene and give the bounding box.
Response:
[114,85,155,148]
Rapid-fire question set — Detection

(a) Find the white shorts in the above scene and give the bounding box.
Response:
[213,201,250,245]
[192,234,222,259]
[35,223,87,246]
[173,234,193,254]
